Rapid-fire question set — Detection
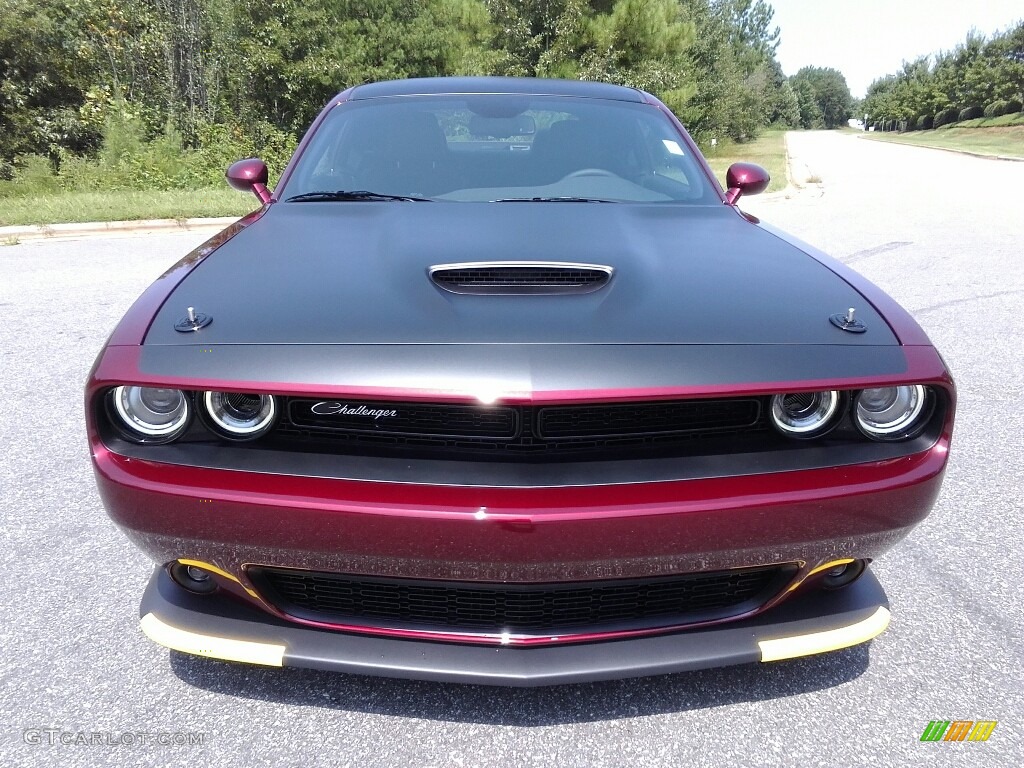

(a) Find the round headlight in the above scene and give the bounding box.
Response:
[770,390,841,438]
[112,386,189,441]
[855,385,928,440]
[202,391,276,439]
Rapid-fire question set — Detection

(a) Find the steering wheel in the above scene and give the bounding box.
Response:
[564,168,618,179]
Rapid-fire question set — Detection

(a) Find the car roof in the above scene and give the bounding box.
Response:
[346,77,647,103]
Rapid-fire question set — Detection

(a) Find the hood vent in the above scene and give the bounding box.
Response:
[429,262,613,295]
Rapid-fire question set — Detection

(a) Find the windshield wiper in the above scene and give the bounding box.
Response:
[491,196,617,203]
[286,190,433,202]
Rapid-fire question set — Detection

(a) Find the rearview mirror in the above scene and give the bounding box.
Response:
[226,158,272,204]
[724,162,770,205]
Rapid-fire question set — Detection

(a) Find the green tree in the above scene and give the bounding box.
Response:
[0,0,816,173]
[676,0,754,141]
[762,57,798,126]
[720,0,779,76]
[0,0,98,160]
[232,0,494,132]
[485,0,590,77]
[71,0,171,128]
[862,21,1024,128]
[974,23,1024,104]
[791,76,822,128]
[789,65,851,128]
[578,0,696,108]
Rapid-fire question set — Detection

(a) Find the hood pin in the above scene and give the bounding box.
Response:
[829,307,866,333]
[174,305,213,332]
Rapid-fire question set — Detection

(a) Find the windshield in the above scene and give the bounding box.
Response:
[282,95,718,204]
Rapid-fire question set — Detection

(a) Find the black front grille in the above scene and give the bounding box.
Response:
[273,397,769,462]
[538,400,760,437]
[430,265,611,294]
[250,566,791,634]
[290,400,518,439]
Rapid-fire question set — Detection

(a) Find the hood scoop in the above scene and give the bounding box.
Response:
[429,262,613,295]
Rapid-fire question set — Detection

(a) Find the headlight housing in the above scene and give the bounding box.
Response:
[111,386,190,442]
[769,390,842,438]
[854,385,929,441]
[202,391,276,440]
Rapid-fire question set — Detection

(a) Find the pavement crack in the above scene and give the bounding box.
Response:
[912,289,1024,316]
[841,241,912,264]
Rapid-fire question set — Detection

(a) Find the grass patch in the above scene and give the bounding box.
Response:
[703,130,789,193]
[862,123,1024,159]
[938,112,1024,129]
[0,188,256,227]
[0,109,294,226]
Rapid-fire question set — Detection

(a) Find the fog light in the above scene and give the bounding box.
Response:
[170,562,218,594]
[820,559,866,590]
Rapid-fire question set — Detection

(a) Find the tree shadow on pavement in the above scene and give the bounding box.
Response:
[169,644,871,726]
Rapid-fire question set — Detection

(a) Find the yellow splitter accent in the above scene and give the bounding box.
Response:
[141,605,889,669]
[758,606,890,662]
[140,613,285,667]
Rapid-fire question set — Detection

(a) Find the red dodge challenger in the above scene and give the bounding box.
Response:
[86,77,955,685]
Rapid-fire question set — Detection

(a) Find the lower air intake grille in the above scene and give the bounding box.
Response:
[250,565,791,634]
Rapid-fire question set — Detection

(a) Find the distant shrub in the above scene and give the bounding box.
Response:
[3,109,301,197]
[984,101,1006,118]
[1006,99,1023,115]
[120,125,193,190]
[190,120,298,188]
[53,149,108,192]
[905,115,917,131]
[98,109,147,170]
[918,114,934,130]
[958,106,984,121]
[7,155,60,196]
[934,107,959,128]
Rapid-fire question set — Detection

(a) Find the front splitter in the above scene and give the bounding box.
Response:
[138,567,889,686]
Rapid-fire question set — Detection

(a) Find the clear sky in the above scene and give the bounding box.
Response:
[769,0,1024,98]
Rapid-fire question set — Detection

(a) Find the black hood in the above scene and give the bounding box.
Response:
[145,203,896,346]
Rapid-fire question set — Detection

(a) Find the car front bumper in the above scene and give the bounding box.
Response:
[141,565,890,686]
[94,438,946,587]
[94,435,944,653]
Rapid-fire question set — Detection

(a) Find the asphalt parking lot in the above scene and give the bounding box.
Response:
[1,131,1020,766]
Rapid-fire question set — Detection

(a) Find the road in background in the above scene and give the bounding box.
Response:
[1,132,1020,766]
